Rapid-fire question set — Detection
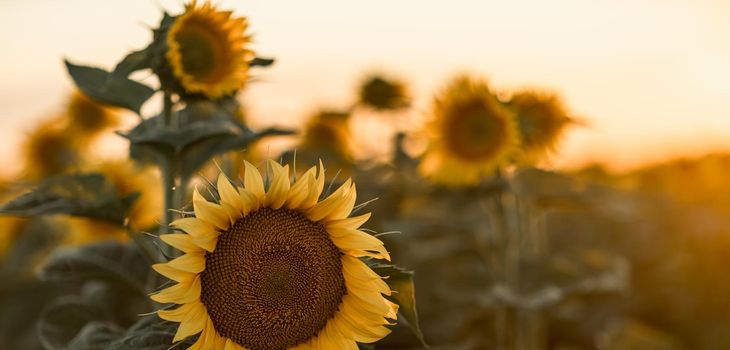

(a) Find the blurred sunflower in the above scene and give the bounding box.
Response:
[0,179,25,260]
[358,74,411,111]
[65,160,162,245]
[166,0,252,99]
[300,111,353,159]
[22,117,84,180]
[507,90,572,162]
[66,90,120,139]
[420,75,520,186]
[152,160,397,349]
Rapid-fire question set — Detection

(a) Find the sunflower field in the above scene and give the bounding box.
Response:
[2,1,730,350]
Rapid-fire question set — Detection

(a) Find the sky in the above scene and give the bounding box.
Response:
[1,0,730,175]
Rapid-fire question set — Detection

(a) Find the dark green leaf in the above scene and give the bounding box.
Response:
[122,104,294,179]
[0,173,138,226]
[370,263,427,347]
[250,56,275,68]
[65,60,155,114]
[67,322,125,350]
[37,297,110,350]
[39,241,151,296]
[107,315,195,350]
[114,48,152,77]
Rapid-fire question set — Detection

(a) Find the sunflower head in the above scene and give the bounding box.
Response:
[66,90,120,138]
[152,160,397,349]
[358,74,411,111]
[507,90,572,162]
[164,1,253,99]
[419,75,520,186]
[22,117,84,180]
[300,110,353,161]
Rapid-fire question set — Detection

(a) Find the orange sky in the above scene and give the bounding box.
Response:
[2,0,730,175]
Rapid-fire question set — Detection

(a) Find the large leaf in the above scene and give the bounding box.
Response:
[65,60,155,115]
[37,297,111,350]
[39,241,151,295]
[113,48,152,77]
[370,263,427,347]
[122,104,293,180]
[107,315,195,350]
[0,173,138,226]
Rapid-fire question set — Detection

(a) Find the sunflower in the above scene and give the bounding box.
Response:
[419,75,520,186]
[22,117,84,180]
[507,90,571,162]
[358,74,411,111]
[166,1,253,99]
[66,90,120,139]
[152,160,397,349]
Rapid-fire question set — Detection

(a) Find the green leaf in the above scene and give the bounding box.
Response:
[37,297,110,350]
[0,173,138,226]
[370,263,428,348]
[122,103,294,180]
[65,60,155,115]
[250,56,275,68]
[113,48,152,77]
[39,242,151,296]
[107,315,195,350]
[67,322,125,350]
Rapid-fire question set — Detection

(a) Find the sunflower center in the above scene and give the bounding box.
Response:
[200,207,346,350]
[174,21,229,82]
[444,100,508,161]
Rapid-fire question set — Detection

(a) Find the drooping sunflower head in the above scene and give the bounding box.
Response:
[419,75,520,186]
[358,74,411,111]
[507,90,572,162]
[152,160,397,349]
[22,117,84,180]
[66,90,120,138]
[166,1,253,99]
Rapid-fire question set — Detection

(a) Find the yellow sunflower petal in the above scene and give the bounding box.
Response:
[286,170,315,210]
[265,160,290,209]
[300,160,326,209]
[173,301,207,342]
[193,187,230,229]
[158,302,197,322]
[306,179,352,222]
[160,233,204,253]
[150,276,201,304]
[171,217,217,238]
[243,161,265,202]
[218,173,244,217]
[325,212,371,231]
[239,187,259,214]
[152,263,195,283]
[167,252,206,273]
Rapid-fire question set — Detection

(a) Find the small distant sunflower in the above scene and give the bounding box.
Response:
[507,90,571,162]
[358,75,411,111]
[152,160,397,349]
[22,117,84,180]
[301,111,353,159]
[419,75,520,186]
[166,1,253,99]
[66,90,120,138]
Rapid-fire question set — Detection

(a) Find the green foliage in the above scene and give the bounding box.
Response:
[0,173,138,226]
[65,60,155,115]
[371,263,427,348]
[123,106,293,180]
[39,242,152,295]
